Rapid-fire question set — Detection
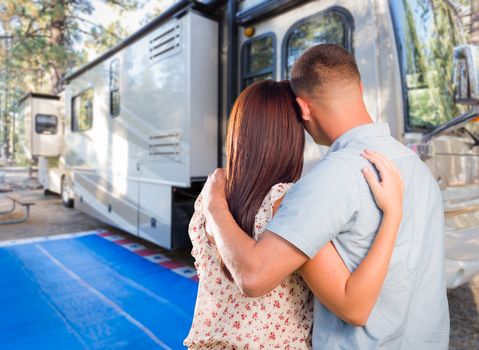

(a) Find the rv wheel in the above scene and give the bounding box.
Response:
[61,176,74,208]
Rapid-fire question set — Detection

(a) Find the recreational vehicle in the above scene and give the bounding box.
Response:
[19,0,479,288]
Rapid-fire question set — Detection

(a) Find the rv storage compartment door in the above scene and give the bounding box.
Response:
[138,183,172,248]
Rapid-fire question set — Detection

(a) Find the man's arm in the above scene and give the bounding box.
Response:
[203,169,308,297]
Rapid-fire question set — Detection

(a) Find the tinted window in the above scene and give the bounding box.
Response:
[285,10,352,78]
[110,59,120,117]
[390,0,466,130]
[72,88,93,132]
[35,114,57,134]
[242,34,275,88]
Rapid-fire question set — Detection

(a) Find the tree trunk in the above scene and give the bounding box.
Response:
[471,0,479,44]
[49,1,67,94]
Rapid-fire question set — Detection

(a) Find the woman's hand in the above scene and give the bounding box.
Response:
[202,168,228,218]
[202,168,229,237]
[361,150,404,217]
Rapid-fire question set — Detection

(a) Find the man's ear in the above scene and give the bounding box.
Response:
[296,97,312,122]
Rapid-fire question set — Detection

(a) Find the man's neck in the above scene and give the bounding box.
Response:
[326,114,374,145]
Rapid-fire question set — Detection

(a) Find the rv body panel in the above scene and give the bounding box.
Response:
[61,10,218,249]
[38,157,64,194]
[74,171,139,235]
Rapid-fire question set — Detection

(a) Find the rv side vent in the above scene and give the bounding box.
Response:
[149,22,181,64]
[148,132,181,161]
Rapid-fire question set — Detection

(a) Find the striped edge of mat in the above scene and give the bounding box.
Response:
[97,231,199,282]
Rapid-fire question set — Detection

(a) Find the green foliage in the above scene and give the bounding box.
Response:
[0,0,142,94]
[399,0,468,129]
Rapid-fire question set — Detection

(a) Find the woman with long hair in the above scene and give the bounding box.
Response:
[184,80,403,349]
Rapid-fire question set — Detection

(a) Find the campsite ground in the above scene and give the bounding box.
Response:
[0,167,477,349]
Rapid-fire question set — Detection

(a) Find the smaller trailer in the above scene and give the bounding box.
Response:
[17,93,63,160]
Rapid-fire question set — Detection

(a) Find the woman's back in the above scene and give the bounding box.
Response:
[184,183,313,349]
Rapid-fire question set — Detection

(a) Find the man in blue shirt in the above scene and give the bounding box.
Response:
[203,44,449,349]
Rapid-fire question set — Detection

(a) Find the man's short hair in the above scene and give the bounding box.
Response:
[290,44,361,97]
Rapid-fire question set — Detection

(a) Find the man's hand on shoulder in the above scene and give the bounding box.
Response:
[203,168,229,223]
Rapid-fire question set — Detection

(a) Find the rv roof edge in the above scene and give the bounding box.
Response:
[62,0,223,84]
[236,0,308,26]
[18,92,59,105]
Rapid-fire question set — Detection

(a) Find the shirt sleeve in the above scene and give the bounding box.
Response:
[266,155,360,258]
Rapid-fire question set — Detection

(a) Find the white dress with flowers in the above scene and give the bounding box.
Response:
[184,183,313,350]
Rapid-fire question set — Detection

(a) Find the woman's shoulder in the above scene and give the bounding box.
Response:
[253,183,294,238]
[268,182,294,203]
[259,182,294,211]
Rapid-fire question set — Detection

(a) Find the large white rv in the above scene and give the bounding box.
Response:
[19,0,479,288]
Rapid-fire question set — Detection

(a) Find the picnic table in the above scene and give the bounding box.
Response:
[0,193,35,224]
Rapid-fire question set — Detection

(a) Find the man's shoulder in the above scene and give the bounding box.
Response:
[294,152,360,201]
[307,151,359,181]
[312,146,372,176]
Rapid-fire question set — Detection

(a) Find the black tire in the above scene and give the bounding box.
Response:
[61,176,74,208]
[44,189,56,196]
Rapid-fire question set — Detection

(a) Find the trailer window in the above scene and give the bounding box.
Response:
[390,0,466,130]
[242,33,275,88]
[35,114,57,135]
[284,8,353,78]
[72,88,93,132]
[110,59,120,117]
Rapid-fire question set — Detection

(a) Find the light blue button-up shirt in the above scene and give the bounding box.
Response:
[267,123,449,349]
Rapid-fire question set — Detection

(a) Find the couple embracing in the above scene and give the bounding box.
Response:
[184,44,449,350]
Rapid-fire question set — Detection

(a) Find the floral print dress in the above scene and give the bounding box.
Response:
[184,183,313,349]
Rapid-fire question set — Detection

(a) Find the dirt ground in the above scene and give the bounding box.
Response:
[0,168,477,349]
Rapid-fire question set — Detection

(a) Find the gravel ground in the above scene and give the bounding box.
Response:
[0,168,478,349]
[448,276,479,349]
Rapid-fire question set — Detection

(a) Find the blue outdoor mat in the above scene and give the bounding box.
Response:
[0,233,198,350]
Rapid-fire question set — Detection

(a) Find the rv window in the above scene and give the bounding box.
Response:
[390,0,466,131]
[110,59,120,117]
[72,88,93,132]
[35,114,57,135]
[284,9,353,78]
[242,34,275,88]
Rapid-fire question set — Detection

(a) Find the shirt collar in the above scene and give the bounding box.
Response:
[328,122,391,153]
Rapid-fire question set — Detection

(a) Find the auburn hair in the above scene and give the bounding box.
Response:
[222,80,305,280]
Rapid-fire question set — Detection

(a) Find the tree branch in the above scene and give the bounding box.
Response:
[66,14,122,40]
